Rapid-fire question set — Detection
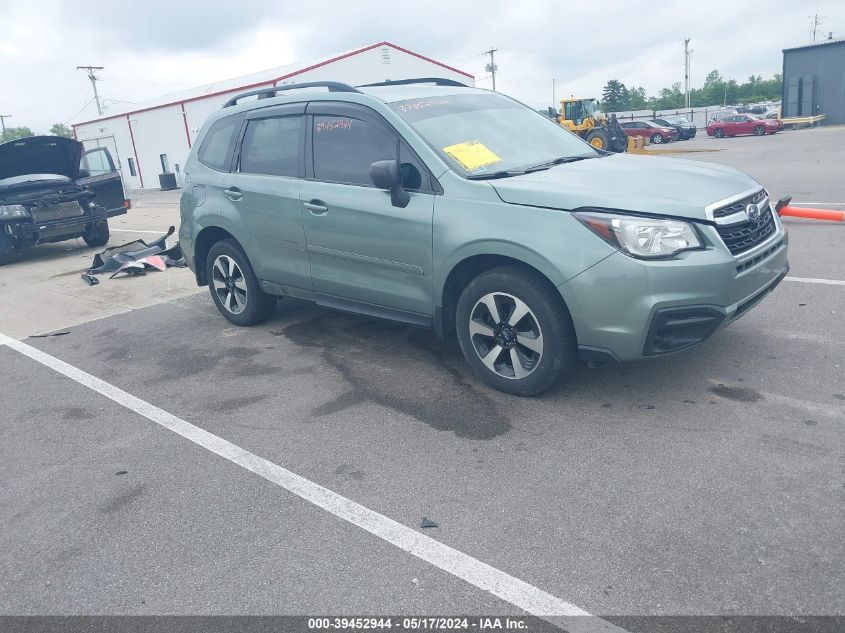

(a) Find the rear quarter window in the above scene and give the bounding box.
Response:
[197,116,239,171]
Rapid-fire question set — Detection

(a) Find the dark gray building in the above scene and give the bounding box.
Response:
[782,38,845,125]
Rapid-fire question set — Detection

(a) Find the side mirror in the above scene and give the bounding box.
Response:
[369,159,410,208]
[77,168,90,179]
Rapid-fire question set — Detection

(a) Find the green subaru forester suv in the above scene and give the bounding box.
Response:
[179,79,789,395]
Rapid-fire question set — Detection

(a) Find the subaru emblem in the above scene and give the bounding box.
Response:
[746,203,761,222]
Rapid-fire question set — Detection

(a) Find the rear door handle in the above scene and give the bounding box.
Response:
[304,200,328,215]
[224,187,243,201]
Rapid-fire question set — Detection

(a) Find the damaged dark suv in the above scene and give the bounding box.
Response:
[0,136,129,265]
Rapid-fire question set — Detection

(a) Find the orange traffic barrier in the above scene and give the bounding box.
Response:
[778,205,845,222]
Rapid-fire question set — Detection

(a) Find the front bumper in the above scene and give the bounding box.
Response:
[12,205,127,242]
[559,214,789,363]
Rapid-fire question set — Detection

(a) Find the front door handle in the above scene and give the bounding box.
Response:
[224,187,243,201]
[304,200,328,215]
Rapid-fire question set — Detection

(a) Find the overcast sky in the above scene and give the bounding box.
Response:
[2,0,843,132]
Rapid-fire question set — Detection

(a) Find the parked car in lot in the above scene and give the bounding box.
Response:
[0,136,128,265]
[180,79,789,395]
[619,120,678,144]
[707,114,781,138]
[652,115,697,140]
[764,110,785,129]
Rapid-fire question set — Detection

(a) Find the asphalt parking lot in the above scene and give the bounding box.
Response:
[1,126,843,628]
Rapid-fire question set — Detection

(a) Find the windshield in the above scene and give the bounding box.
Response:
[665,116,689,124]
[388,93,596,177]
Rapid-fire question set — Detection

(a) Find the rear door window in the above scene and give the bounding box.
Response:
[240,116,302,177]
[311,115,397,187]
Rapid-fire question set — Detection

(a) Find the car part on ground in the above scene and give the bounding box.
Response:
[179,78,790,396]
[86,226,186,281]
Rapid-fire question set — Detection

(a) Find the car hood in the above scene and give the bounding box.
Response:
[489,153,760,221]
[0,136,82,181]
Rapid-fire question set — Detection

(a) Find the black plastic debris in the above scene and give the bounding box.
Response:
[420,517,439,529]
[85,226,187,282]
[81,273,99,286]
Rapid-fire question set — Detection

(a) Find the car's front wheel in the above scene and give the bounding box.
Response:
[0,226,20,266]
[206,239,277,326]
[754,125,766,136]
[651,134,664,144]
[714,128,724,138]
[456,266,577,396]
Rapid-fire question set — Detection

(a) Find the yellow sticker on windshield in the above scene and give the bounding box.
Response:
[442,140,502,171]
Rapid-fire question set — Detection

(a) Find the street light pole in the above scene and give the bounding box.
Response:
[0,114,11,135]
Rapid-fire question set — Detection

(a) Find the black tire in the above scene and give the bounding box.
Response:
[714,128,724,138]
[82,220,110,247]
[651,133,664,144]
[0,225,20,266]
[754,125,765,136]
[455,265,577,396]
[585,129,609,150]
[205,239,277,326]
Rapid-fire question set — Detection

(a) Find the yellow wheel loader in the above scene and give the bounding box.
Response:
[557,98,630,152]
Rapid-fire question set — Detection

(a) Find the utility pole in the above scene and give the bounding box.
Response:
[809,14,824,42]
[552,78,556,109]
[0,114,11,135]
[484,47,498,91]
[683,38,689,105]
[77,66,104,116]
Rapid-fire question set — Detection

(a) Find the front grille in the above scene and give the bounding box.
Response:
[713,190,766,219]
[30,201,84,223]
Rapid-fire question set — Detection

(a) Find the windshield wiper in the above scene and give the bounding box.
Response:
[466,170,528,180]
[524,155,597,172]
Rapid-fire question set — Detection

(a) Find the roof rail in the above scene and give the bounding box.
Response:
[223,81,361,108]
[358,77,469,88]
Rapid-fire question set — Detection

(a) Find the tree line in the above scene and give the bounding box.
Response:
[600,71,783,112]
[0,123,73,143]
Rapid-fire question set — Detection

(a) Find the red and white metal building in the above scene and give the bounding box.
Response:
[71,42,474,190]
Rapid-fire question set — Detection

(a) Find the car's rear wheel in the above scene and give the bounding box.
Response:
[206,239,276,326]
[651,133,664,144]
[714,128,724,138]
[82,220,109,247]
[754,125,765,136]
[456,266,577,396]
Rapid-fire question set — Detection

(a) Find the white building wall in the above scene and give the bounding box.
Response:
[74,44,473,190]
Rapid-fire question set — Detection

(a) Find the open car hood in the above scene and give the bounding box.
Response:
[489,153,760,221]
[0,136,83,181]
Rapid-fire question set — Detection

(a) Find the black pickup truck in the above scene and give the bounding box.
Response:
[0,136,129,265]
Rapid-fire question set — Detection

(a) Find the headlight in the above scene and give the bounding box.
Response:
[0,204,30,219]
[574,211,703,259]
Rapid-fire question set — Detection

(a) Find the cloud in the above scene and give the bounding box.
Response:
[1,0,843,132]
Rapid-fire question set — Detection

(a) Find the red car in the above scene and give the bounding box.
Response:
[706,114,780,138]
[619,120,678,144]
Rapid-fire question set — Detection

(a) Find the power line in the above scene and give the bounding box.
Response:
[64,96,96,125]
[76,65,104,116]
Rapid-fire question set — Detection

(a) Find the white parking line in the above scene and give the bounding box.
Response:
[785,277,845,286]
[0,332,622,631]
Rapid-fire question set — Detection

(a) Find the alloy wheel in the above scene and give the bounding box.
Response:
[468,292,544,380]
[212,255,248,315]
